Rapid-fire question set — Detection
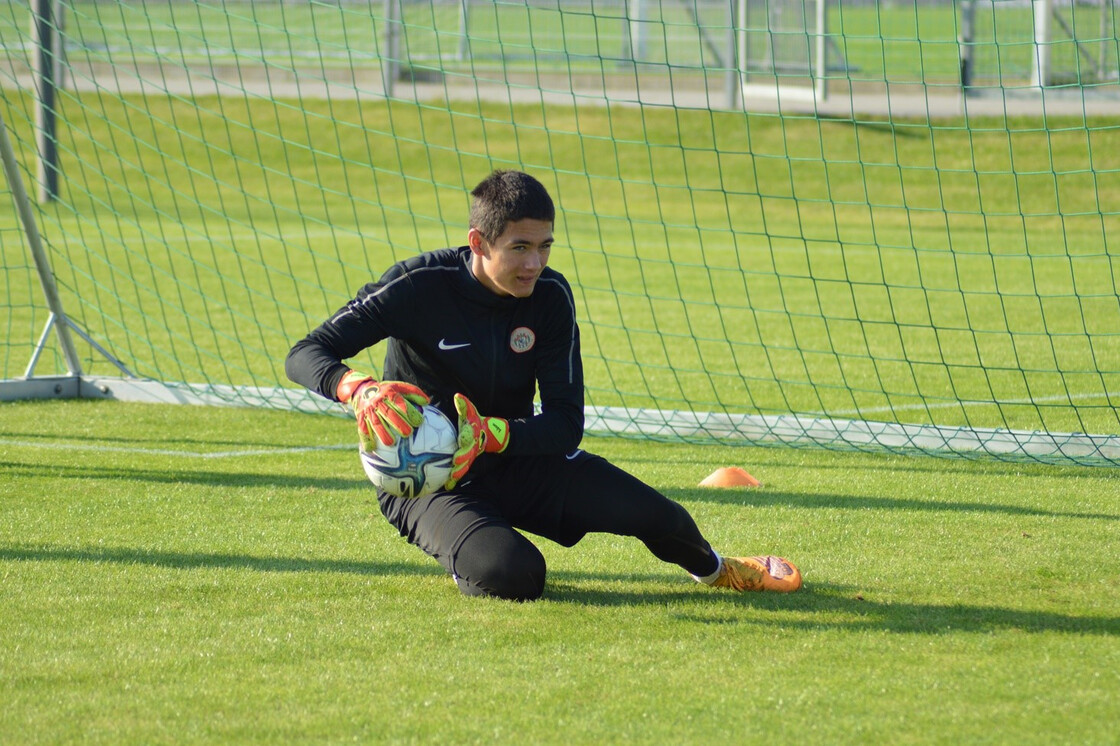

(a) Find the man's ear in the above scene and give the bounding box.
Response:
[467,227,487,256]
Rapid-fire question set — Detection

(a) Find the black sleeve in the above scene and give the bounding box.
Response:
[284,279,395,401]
[284,335,351,403]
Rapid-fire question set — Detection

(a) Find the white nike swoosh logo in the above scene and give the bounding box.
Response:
[438,339,471,351]
[565,449,583,460]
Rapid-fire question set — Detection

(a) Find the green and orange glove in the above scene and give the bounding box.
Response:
[445,392,509,489]
[336,370,430,448]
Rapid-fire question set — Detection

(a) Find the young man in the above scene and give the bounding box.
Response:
[285,170,801,601]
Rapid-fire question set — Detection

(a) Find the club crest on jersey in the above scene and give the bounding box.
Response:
[510,326,535,353]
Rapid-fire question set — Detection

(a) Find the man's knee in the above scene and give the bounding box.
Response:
[453,527,546,601]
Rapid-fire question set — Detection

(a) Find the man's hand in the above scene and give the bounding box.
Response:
[336,370,430,448]
[446,393,509,489]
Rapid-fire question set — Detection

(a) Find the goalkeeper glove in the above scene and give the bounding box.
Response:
[446,392,509,489]
[336,370,430,448]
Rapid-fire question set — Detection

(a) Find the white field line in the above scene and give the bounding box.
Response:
[0,439,354,459]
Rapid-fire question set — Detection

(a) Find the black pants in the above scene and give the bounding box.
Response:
[377,449,718,600]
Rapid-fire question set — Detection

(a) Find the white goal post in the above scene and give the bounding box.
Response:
[1030,0,1119,86]
[963,0,1120,90]
[736,0,830,103]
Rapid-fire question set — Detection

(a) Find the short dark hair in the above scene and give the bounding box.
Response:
[469,170,555,242]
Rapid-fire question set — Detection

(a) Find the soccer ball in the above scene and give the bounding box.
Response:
[359,405,458,498]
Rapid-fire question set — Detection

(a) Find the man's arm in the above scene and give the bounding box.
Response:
[503,377,583,456]
[285,281,393,401]
[285,334,351,402]
[286,274,432,447]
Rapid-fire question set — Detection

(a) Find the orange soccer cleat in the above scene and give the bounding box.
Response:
[710,555,802,593]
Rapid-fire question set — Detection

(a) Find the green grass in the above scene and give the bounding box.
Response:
[1,399,1117,744]
[1,6,1117,740]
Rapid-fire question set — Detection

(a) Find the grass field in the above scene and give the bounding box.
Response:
[1,3,1118,742]
[1,399,1117,744]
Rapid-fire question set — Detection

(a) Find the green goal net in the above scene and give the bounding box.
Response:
[2,0,1118,466]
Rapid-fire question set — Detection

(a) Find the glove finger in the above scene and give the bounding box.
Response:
[448,463,468,484]
[454,396,484,445]
[382,382,429,413]
[452,440,475,464]
[356,412,374,440]
[356,412,394,449]
[402,390,431,406]
[388,381,427,397]
[401,400,426,428]
[453,435,479,465]
[453,392,479,423]
[376,405,416,440]
[381,394,425,429]
[449,447,475,483]
[457,420,479,450]
[356,426,377,453]
[369,417,397,448]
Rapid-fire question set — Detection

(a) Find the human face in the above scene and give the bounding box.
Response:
[468,218,553,298]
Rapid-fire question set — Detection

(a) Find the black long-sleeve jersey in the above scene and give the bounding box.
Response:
[285,246,584,457]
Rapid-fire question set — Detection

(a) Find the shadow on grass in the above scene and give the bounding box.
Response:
[0,428,330,450]
[0,460,367,491]
[6,543,1115,636]
[596,444,1120,481]
[7,457,1114,521]
[664,487,1119,522]
[818,114,932,139]
[0,543,442,577]
[543,574,1120,636]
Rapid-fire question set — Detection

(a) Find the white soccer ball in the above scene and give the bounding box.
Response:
[359,405,458,498]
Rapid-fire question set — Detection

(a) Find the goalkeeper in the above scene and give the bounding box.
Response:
[285,169,801,601]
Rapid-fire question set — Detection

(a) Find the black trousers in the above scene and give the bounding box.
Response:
[377,449,719,600]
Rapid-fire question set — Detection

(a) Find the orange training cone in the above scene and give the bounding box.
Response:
[699,466,761,488]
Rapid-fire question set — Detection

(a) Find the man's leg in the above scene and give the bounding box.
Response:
[545,451,721,576]
[378,491,546,601]
[464,451,719,576]
[494,451,801,593]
